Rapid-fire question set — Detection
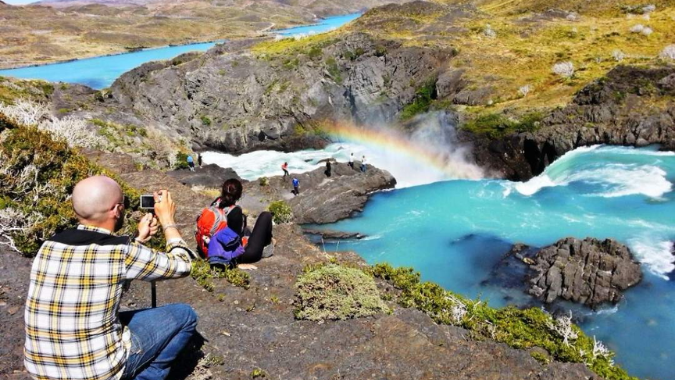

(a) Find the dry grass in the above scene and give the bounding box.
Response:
[348,0,675,116]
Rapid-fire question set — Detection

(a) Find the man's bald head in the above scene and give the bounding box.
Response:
[72,176,123,222]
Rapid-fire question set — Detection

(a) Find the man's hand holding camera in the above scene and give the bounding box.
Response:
[136,190,183,244]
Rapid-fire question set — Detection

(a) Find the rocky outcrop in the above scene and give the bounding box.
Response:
[103,32,452,154]
[466,66,675,180]
[251,161,396,224]
[527,237,642,308]
[166,164,241,188]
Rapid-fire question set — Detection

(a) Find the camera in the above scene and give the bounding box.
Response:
[140,195,155,210]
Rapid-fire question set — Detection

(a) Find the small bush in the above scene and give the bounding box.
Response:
[295,264,389,321]
[174,152,190,169]
[325,57,342,83]
[190,258,250,291]
[375,45,387,57]
[307,45,323,59]
[268,200,293,224]
[463,112,543,139]
[399,79,437,121]
[200,116,212,126]
[259,177,269,187]
[0,115,140,256]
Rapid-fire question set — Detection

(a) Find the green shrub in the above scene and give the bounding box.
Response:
[399,79,437,121]
[190,258,250,291]
[259,177,269,186]
[201,116,212,126]
[295,264,389,321]
[462,112,543,139]
[268,200,293,224]
[174,152,190,169]
[307,45,323,59]
[250,368,268,378]
[375,45,387,57]
[325,57,342,83]
[0,114,141,256]
[371,263,636,380]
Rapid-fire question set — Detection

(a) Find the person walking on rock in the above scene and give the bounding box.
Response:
[325,160,332,177]
[292,177,300,196]
[197,153,203,168]
[24,176,198,380]
[348,153,354,169]
[360,155,367,173]
[187,155,195,172]
[282,162,289,178]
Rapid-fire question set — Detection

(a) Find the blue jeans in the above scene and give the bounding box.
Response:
[119,304,198,380]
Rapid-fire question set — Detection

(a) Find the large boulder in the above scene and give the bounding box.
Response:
[527,237,642,308]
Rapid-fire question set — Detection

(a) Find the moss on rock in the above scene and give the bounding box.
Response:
[295,264,389,321]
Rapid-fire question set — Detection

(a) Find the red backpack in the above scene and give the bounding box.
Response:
[195,200,237,257]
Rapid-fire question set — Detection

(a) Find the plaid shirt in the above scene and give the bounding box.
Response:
[24,225,194,380]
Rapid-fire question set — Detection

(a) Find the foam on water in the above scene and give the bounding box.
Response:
[628,238,675,280]
[513,145,673,198]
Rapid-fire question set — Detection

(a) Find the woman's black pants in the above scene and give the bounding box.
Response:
[238,212,273,263]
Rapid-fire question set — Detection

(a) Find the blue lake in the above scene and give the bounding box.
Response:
[0,13,361,89]
[273,12,362,37]
[309,145,675,380]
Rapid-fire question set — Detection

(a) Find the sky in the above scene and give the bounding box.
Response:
[5,0,41,4]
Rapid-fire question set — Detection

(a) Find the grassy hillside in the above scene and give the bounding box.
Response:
[347,0,675,117]
[0,0,409,69]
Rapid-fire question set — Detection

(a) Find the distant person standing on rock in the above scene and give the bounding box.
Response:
[348,153,354,169]
[292,177,300,196]
[197,153,203,168]
[24,176,198,380]
[360,155,367,173]
[187,155,195,172]
[325,160,332,177]
[282,162,289,178]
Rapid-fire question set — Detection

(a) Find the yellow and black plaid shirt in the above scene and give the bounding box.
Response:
[24,225,194,380]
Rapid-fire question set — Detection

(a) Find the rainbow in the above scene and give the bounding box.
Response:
[321,120,484,180]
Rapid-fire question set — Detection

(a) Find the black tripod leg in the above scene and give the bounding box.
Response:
[151,281,157,308]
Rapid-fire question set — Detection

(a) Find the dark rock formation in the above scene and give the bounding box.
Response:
[100,32,452,154]
[287,163,395,224]
[251,162,396,224]
[166,164,241,188]
[527,237,642,308]
[303,228,367,241]
[466,66,675,180]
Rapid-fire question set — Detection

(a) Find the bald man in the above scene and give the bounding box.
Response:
[24,176,198,380]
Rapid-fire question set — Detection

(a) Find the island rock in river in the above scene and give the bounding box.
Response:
[527,237,642,308]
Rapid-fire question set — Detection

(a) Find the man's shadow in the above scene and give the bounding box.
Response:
[167,332,207,380]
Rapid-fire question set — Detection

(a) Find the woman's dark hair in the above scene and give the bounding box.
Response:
[219,178,243,208]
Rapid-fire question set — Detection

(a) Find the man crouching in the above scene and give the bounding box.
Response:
[24,176,198,380]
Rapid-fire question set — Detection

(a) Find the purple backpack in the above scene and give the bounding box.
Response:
[207,227,245,266]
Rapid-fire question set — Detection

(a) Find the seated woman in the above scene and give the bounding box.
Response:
[207,179,274,268]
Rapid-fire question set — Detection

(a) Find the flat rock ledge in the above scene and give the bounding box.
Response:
[527,237,642,308]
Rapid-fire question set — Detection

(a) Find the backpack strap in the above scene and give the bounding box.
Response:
[208,205,239,236]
